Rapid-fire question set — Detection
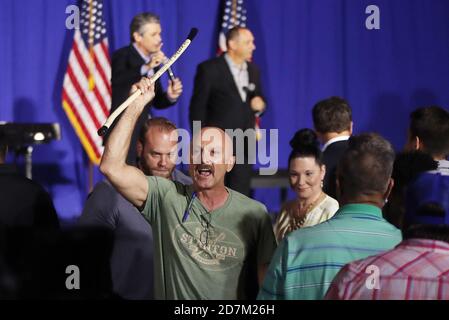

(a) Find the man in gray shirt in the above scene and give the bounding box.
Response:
[79,117,191,299]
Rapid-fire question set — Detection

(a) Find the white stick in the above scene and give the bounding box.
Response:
[98,28,198,136]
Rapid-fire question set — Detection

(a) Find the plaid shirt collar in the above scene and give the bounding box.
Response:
[399,238,449,254]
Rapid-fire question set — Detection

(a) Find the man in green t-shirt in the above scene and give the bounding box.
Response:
[100,78,276,299]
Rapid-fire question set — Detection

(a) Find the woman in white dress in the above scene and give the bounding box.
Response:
[274,128,339,243]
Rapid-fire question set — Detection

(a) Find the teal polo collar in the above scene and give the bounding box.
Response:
[337,203,383,218]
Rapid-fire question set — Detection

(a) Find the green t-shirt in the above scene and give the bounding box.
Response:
[141,176,277,300]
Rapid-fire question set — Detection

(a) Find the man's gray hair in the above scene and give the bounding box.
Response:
[130,12,160,43]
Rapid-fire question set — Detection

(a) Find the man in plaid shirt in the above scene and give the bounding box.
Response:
[325,153,449,300]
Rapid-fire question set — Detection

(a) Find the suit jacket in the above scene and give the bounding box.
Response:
[111,44,174,112]
[323,139,349,200]
[189,55,264,131]
[108,45,176,164]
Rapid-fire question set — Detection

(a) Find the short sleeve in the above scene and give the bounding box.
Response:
[140,176,176,224]
[79,181,119,230]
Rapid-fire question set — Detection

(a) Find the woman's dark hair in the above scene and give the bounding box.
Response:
[288,128,323,166]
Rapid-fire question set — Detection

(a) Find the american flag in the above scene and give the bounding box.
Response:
[62,0,111,165]
[218,0,247,54]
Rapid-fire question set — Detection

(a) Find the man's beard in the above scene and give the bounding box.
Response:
[139,160,172,179]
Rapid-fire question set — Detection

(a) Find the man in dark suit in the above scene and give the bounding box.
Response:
[189,27,266,196]
[110,12,183,165]
[312,97,353,200]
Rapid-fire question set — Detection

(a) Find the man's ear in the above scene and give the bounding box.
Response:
[405,129,419,152]
[415,136,423,151]
[227,39,236,51]
[226,156,235,172]
[384,178,394,203]
[133,31,142,43]
[136,140,143,159]
[410,136,422,151]
[349,121,353,135]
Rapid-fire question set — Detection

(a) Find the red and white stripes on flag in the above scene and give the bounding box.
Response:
[62,0,111,165]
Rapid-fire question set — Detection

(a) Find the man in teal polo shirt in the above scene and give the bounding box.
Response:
[258,133,402,300]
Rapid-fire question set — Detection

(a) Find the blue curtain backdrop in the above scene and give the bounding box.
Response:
[1,0,448,220]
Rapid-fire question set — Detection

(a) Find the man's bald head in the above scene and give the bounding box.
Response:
[191,127,234,165]
[189,127,235,191]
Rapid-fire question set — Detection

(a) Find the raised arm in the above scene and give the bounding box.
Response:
[100,78,155,209]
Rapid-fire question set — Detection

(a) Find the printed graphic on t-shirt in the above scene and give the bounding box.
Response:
[172,222,245,271]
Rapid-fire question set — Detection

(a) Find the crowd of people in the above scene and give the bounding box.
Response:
[1,12,449,300]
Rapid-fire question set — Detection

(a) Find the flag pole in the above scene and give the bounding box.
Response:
[62,0,110,194]
[88,157,94,193]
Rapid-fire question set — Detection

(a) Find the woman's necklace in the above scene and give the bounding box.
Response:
[289,192,324,231]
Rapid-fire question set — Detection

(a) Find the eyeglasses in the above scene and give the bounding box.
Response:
[199,214,211,246]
